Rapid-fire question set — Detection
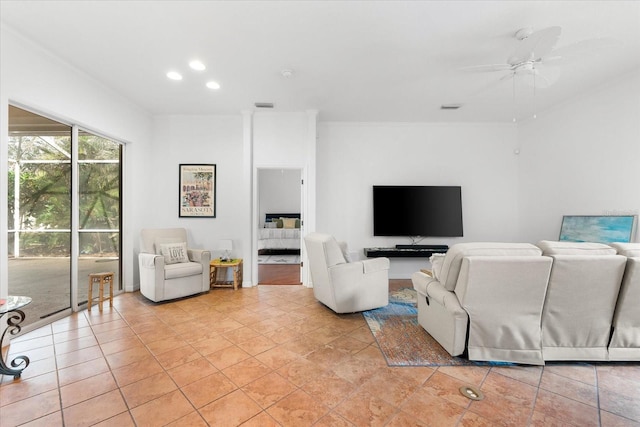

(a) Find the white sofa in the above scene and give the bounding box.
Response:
[411,242,553,365]
[138,228,211,302]
[608,242,640,360]
[304,232,389,313]
[412,240,640,364]
[537,240,627,361]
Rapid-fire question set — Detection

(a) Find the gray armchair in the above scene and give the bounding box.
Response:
[138,228,211,302]
[304,232,389,313]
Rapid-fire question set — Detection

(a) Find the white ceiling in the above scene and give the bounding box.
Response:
[1,1,639,122]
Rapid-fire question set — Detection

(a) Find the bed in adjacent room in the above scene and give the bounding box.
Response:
[258,213,301,255]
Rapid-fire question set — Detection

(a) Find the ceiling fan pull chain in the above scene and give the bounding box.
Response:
[533,72,537,119]
[512,76,517,123]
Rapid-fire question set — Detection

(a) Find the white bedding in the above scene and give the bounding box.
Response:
[258,228,301,250]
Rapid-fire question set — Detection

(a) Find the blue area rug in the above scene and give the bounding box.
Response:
[363,289,500,367]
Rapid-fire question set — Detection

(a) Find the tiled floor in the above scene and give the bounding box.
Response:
[1,283,639,426]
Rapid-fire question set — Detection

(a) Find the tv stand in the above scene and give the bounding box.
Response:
[364,245,448,258]
[395,244,449,250]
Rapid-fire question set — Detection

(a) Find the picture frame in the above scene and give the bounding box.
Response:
[559,215,637,243]
[179,164,216,217]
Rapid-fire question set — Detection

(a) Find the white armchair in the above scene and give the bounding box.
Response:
[304,233,389,313]
[138,228,211,302]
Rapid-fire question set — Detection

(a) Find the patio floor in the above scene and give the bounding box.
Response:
[6,258,120,328]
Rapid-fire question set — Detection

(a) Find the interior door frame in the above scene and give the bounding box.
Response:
[252,166,307,287]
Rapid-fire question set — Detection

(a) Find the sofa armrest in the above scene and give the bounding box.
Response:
[139,252,164,269]
[138,252,165,301]
[411,271,438,295]
[361,257,390,274]
[188,248,211,264]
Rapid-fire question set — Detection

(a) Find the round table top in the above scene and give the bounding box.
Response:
[0,296,32,314]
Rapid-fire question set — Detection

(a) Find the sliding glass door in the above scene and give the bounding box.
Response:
[77,132,121,306]
[7,105,122,328]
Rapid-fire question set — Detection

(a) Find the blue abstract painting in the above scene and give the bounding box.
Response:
[559,215,636,243]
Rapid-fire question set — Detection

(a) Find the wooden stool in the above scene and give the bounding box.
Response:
[88,272,114,312]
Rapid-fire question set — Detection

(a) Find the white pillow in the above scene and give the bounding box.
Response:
[159,242,189,264]
[155,237,183,254]
[430,253,446,280]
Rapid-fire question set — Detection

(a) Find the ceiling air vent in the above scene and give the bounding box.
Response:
[254,102,274,108]
[441,104,462,110]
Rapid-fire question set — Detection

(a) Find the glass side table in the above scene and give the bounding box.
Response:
[1,295,32,379]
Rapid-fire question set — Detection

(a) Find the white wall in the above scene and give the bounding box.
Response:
[316,122,520,278]
[136,115,245,266]
[0,25,152,296]
[517,70,640,243]
[252,111,316,285]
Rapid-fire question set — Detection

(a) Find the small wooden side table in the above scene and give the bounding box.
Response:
[210,259,243,290]
[88,272,114,312]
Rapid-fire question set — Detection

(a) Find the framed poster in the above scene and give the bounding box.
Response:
[179,164,216,217]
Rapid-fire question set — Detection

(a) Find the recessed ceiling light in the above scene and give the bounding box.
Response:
[189,60,206,71]
[206,81,221,90]
[166,71,183,81]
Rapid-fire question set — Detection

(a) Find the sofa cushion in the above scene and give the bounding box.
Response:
[159,242,190,264]
[537,240,616,255]
[164,261,203,279]
[609,242,640,257]
[439,243,542,291]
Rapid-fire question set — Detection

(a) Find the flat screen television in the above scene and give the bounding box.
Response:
[373,185,463,237]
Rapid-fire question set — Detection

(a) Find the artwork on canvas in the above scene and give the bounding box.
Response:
[559,215,636,243]
[179,164,216,217]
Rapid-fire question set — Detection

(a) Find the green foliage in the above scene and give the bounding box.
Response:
[8,134,121,256]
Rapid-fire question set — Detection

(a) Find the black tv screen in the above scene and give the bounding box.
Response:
[373,186,463,237]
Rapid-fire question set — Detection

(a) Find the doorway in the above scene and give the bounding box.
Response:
[256,168,302,285]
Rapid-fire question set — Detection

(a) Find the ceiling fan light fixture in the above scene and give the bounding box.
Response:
[515,27,533,40]
[206,81,221,90]
[189,60,206,71]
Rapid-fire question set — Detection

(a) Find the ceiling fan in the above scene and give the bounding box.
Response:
[464,26,564,89]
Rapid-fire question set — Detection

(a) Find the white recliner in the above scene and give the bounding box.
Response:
[608,242,640,360]
[304,232,389,313]
[412,243,553,365]
[138,228,211,302]
[537,240,627,361]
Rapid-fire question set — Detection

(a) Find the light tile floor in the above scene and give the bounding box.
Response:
[1,283,639,426]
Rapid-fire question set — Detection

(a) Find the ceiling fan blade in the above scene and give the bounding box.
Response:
[524,70,558,89]
[547,37,620,62]
[459,64,513,73]
[509,26,562,64]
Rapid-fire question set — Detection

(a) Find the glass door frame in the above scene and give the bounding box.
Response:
[6,104,124,334]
